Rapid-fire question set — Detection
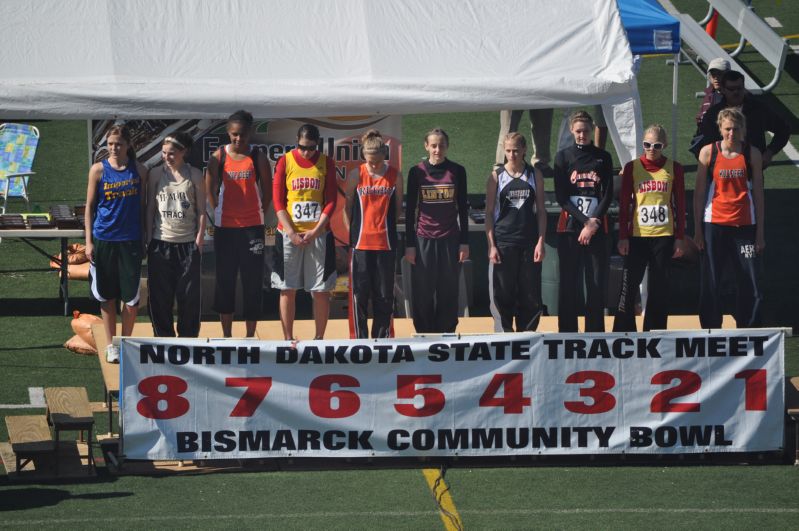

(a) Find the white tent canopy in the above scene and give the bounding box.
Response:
[1,0,641,162]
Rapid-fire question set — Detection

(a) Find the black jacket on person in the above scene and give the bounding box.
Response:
[697,93,790,159]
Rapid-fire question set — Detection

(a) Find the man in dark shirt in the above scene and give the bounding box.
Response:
[697,70,790,169]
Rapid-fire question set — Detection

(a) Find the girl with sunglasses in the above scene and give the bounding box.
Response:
[613,125,686,332]
[272,123,338,340]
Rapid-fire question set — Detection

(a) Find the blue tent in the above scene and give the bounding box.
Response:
[617,0,680,55]
[616,0,681,157]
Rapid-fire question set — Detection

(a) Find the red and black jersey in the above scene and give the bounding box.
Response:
[553,143,613,233]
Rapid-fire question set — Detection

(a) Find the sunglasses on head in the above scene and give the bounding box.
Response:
[642,141,663,150]
[297,143,318,152]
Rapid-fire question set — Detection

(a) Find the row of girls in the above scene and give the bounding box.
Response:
[85,107,764,362]
[489,107,763,335]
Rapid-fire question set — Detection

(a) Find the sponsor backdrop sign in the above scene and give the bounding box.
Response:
[90,116,402,246]
[120,330,785,459]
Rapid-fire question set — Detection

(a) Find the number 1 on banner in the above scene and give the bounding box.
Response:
[478,373,531,414]
[226,377,273,417]
[735,369,767,411]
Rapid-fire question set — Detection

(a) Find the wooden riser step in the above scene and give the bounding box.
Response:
[0,441,97,480]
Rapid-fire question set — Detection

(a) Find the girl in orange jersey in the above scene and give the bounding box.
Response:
[694,108,765,328]
[343,130,403,338]
[612,125,686,332]
[205,110,273,338]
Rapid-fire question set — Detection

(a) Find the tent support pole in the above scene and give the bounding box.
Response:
[671,53,679,162]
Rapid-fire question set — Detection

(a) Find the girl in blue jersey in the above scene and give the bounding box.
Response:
[84,124,148,363]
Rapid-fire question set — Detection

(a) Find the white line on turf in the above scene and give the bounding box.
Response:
[0,387,45,409]
[764,17,782,28]
[5,508,799,526]
[781,141,799,169]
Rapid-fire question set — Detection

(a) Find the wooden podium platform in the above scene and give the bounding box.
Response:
[256,314,735,339]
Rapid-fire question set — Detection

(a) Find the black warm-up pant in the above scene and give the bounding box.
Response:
[349,249,395,338]
[213,225,264,321]
[411,234,460,334]
[557,230,608,332]
[612,236,673,332]
[489,244,542,332]
[147,239,201,337]
[699,223,762,329]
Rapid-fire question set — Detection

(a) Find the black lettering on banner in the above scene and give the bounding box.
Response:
[323,345,350,364]
[543,338,660,359]
[438,429,469,450]
[613,337,634,358]
[492,341,511,360]
[473,428,503,449]
[630,426,653,447]
[506,428,529,449]
[350,430,374,449]
[323,430,346,450]
[676,336,768,358]
[214,430,237,452]
[511,340,531,360]
[630,425,732,448]
[177,431,198,452]
[277,346,297,363]
[193,346,216,364]
[388,429,410,450]
[139,344,261,365]
[413,429,435,450]
[273,430,297,451]
[428,343,449,362]
[298,430,321,450]
[240,431,270,451]
[469,342,492,361]
[393,345,415,363]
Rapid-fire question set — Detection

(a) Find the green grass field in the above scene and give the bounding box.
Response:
[2,0,799,528]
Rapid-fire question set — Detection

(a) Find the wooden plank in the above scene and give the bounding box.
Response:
[44,387,93,427]
[5,415,54,454]
[786,377,799,417]
[0,441,96,479]
[256,315,737,340]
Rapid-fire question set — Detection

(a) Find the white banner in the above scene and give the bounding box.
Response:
[120,330,785,460]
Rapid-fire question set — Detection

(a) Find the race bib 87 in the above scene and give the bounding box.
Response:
[570,196,596,217]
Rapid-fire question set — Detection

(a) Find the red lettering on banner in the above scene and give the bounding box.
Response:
[309,374,361,418]
[650,370,701,413]
[137,375,190,419]
[226,377,273,417]
[478,373,531,414]
[394,375,445,417]
[735,369,767,411]
[564,371,616,414]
